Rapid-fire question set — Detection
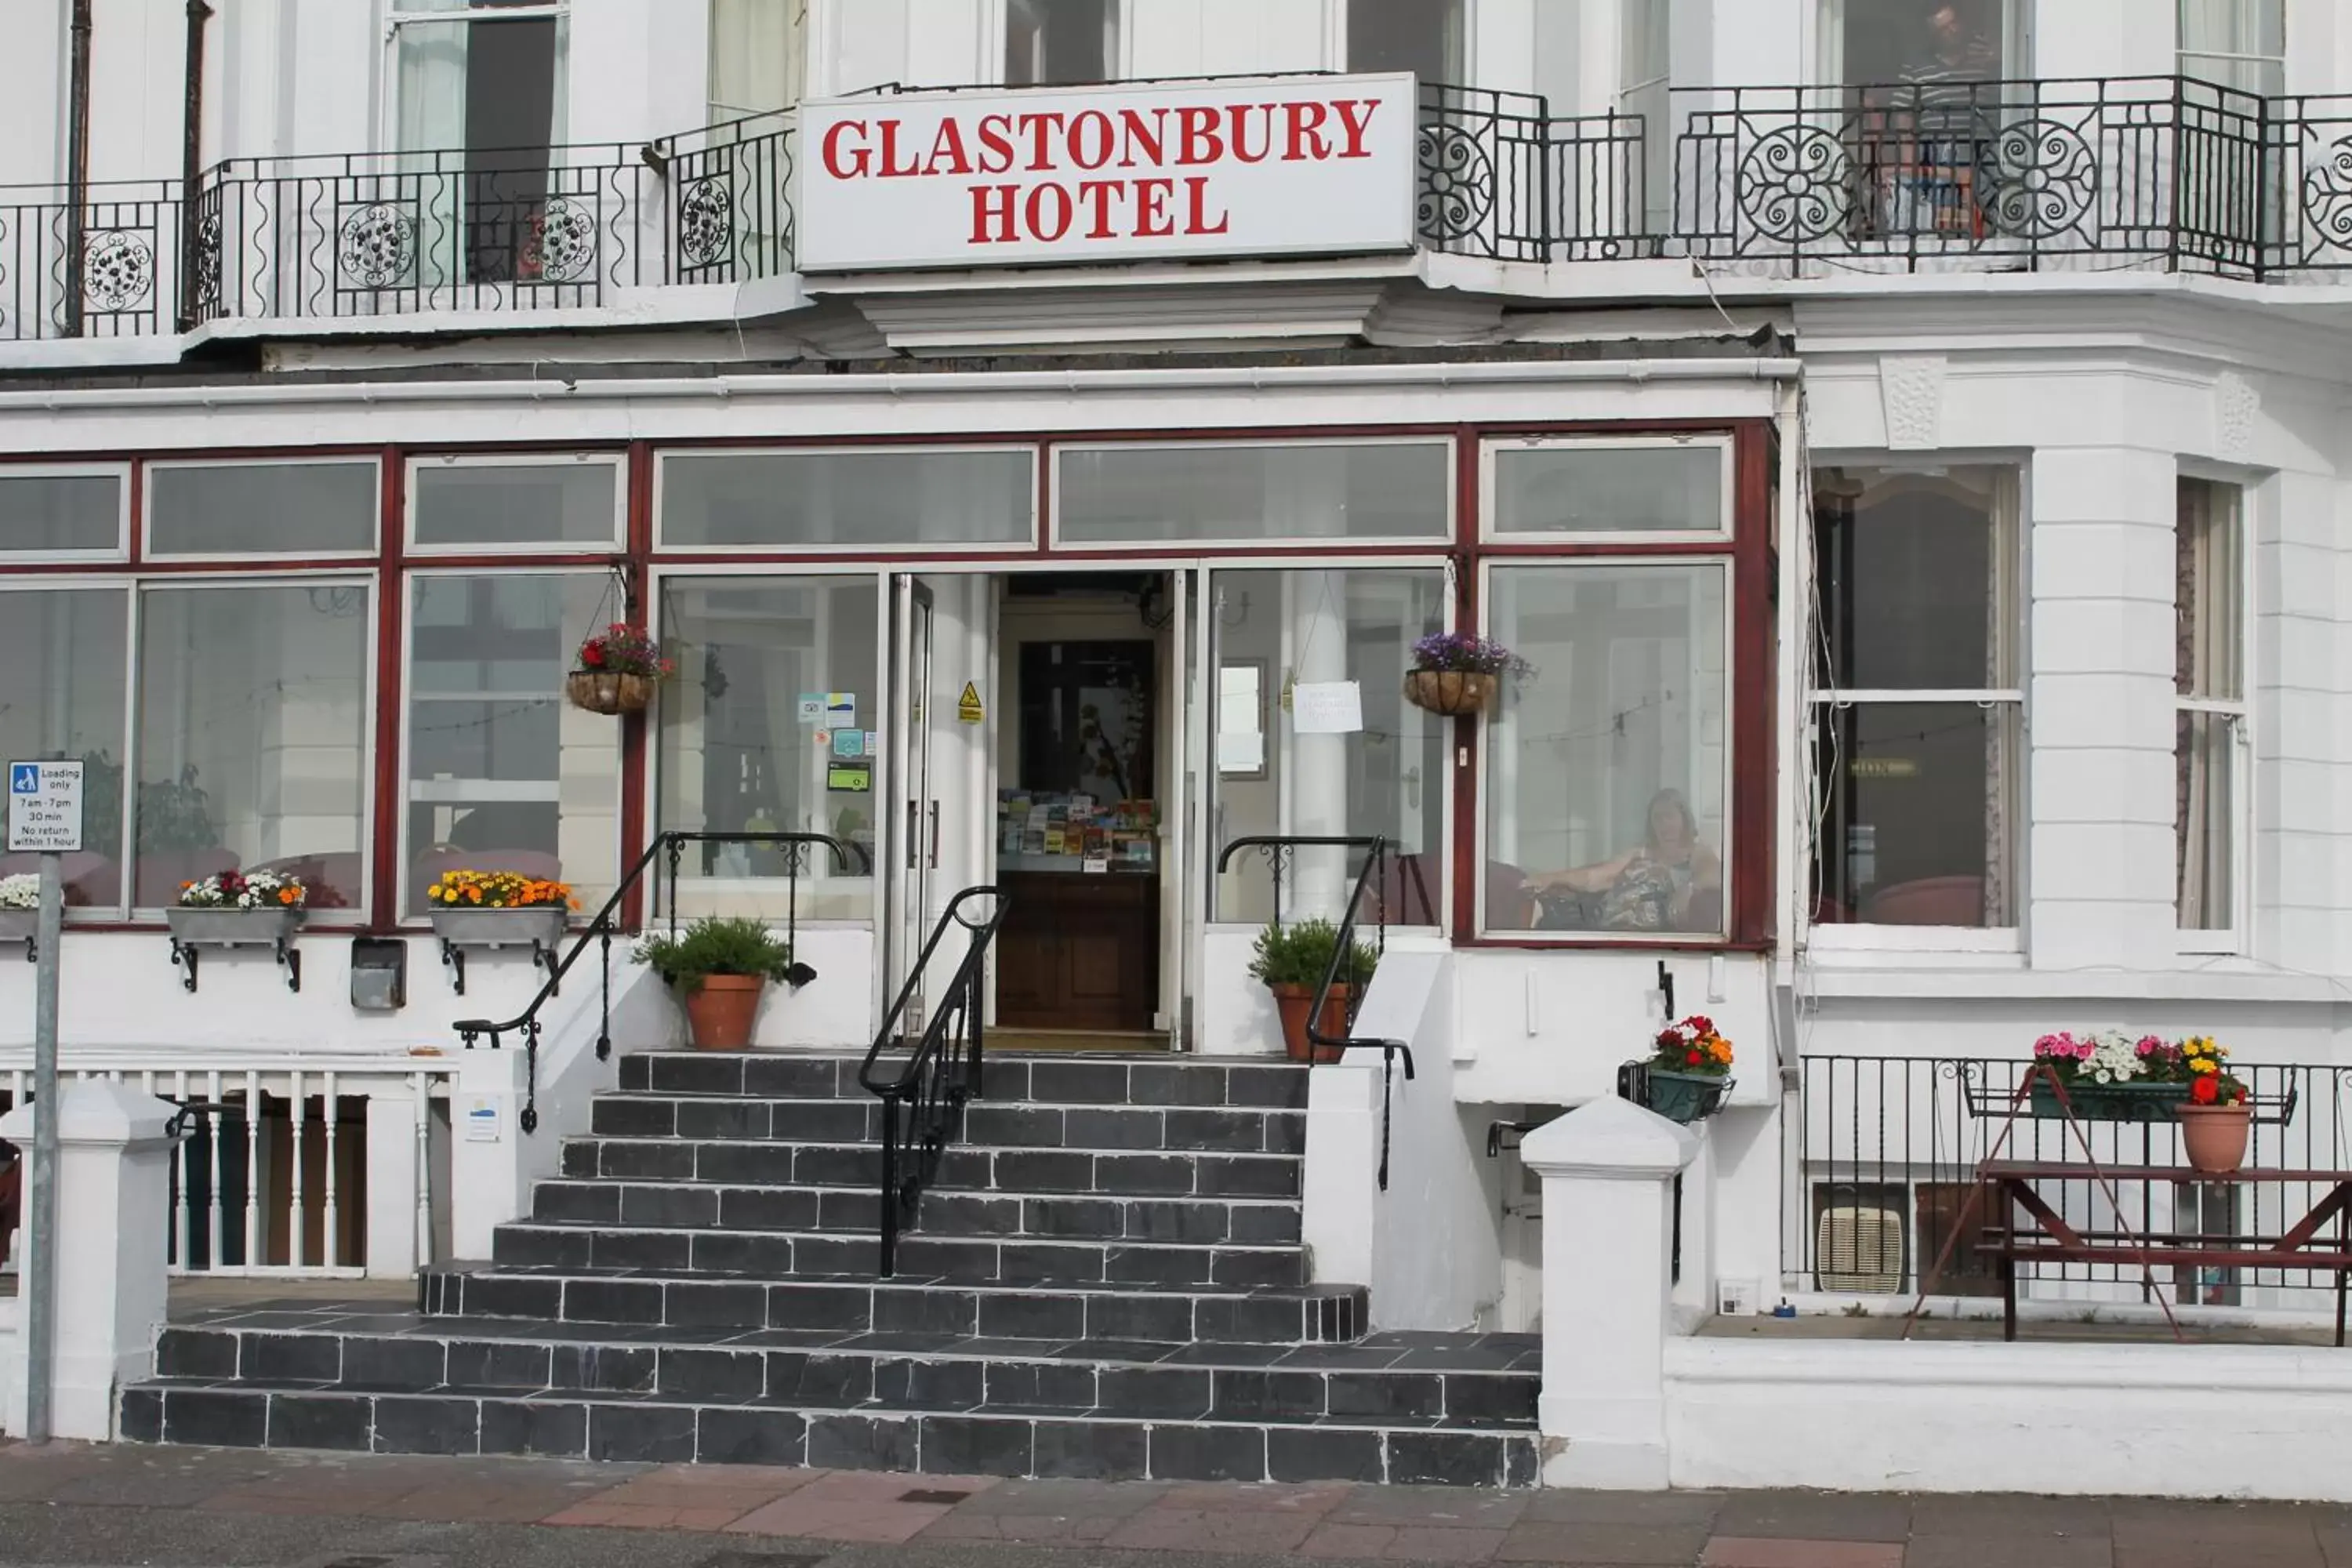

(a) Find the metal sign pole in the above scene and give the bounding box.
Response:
[24,851,61,1443]
[9,756,83,1447]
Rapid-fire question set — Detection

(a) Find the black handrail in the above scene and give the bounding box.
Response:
[1303,837,1416,1192]
[1215,833,1429,931]
[858,886,1008,1276]
[455,829,858,1134]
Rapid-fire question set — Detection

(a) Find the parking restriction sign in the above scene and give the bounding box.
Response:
[7,760,85,853]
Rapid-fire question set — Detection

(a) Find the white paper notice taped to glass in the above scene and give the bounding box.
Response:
[1289,681,1363,735]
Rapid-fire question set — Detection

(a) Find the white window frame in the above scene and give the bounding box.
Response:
[131,572,379,921]
[404,451,626,556]
[2176,0,2285,97]
[0,576,136,918]
[396,564,619,921]
[1481,434,1734,545]
[995,0,1129,89]
[142,456,383,564]
[0,463,132,564]
[1474,554,1738,945]
[382,1,571,155]
[1051,437,1455,552]
[1803,460,2025,955]
[1336,0,1473,85]
[653,444,1041,555]
[2175,472,2252,954]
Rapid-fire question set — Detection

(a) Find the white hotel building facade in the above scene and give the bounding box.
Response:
[0,0,2350,1497]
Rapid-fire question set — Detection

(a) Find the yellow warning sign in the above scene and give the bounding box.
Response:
[956,681,985,724]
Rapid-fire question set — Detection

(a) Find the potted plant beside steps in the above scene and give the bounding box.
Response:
[1248,916,1376,1064]
[636,916,794,1051]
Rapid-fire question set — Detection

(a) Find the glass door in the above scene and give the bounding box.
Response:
[885,575,936,1031]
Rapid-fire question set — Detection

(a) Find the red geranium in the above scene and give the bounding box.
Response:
[2191,1074,2219,1105]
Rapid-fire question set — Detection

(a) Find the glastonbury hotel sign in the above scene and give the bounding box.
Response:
[796,74,1417,272]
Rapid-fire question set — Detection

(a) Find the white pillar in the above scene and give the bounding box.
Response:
[0,1083,178,1443]
[364,1089,423,1279]
[450,1048,528,1261]
[1521,1095,1700,1490]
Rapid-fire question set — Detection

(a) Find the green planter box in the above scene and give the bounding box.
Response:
[2027,1080,2190,1123]
[1643,1068,1732,1125]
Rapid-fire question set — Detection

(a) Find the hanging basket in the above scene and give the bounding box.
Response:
[1403,669,1495,717]
[566,670,655,716]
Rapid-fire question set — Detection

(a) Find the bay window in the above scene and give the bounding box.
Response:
[135,583,373,912]
[1481,563,1732,938]
[1055,441,1451,547]
[1811,464,2021,931]
[0,586,129,907]
[404,572,620,914]
[2176,477,2245,939]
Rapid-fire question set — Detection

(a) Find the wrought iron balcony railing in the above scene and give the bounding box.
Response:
[16,75,2352,342]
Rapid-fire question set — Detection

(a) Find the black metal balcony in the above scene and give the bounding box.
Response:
[0,180,182,340]
[649,111,797,285]
[1414,85,1652,263]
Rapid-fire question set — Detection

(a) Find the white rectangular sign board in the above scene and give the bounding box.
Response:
[797,74,1419,273]
[7,760,83,853]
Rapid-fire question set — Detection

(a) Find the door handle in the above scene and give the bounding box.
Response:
[928,801,941,869]
[905,800,919,871]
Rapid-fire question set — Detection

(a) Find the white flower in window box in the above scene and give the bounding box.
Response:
[166,869,309,946]
[0,873,41,952]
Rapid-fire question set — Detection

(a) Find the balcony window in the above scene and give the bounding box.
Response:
[0,586,129,909]
[1482,563,1732,939]
[135,583,372,912]
[2176,477,2246,942]
[392,1,569,286]
[1810,465,2022,933]
[1347,0,1465,84]
[2179,0,2285,97]
[710,0,806,122]
[1825,0,2026,86]
[1006,0,1118,88]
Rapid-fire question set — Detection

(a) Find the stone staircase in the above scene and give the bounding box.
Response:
[122,1051,1539,1486]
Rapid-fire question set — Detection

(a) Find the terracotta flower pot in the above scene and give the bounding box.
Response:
[2176,1102,2252,1174]
[681,973,766,1051]
[1403,669,1495,717]
[1269,982,1349,1064]
[566,670,655,716]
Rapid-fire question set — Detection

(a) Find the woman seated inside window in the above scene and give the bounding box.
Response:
[1523,789,1722,934]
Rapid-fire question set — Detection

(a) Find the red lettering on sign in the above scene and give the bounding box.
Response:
[970,183,1019,243]
[1284,101,1332,162]
[1020,111,1068,172]
[1118,108,1167,167]
[1226,104,1273,164]
[926,118,974,176]
[1176,107,1224,165]
[822,119,870,180]
[1069,110,1114,170]
[1183,175,1229,235]
[880,120,927,177]
[1076,179,1122,238]
[1333,99,1379,158]
[1134,177,1175,238]
[975,114,1017,175]
[1025,182,1075,241]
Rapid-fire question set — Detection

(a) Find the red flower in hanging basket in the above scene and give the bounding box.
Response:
[574,622,670,679]
[580,642,606,668]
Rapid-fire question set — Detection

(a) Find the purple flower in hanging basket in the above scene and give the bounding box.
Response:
[1411,632,1533,679]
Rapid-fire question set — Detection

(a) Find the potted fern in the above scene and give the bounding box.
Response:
[636,916,793,1051]
[1247,918,1376,1064]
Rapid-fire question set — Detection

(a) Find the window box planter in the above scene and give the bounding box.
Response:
[2027,1080,2190,1123]
[165,906,306,993]
[1639,1066,1733,1125]
[429,905,568,996]
[1403,669,1494,717]
[0,909,36,961]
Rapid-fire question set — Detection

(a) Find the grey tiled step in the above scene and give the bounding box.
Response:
[588,1094,1305,1156]
[617,1051,1308,1111]
[560,1138,1302,1201]
[489,1221,1309,1289]
[419,1265,1366,1344]
[151,1323,1535,1427]
[122,1381,1535,1486]
[529,1178,1304,1246]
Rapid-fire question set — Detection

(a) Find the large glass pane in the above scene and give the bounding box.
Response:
[411,458,620,548]
[1058,442,1449,545]
[1492,441,1726,535]
[1814,465,2015,691]
[147,462,379,557]
[1348,0,1465,81]
[1813,700,2017,927]
[1484,564,1729,937]
[1006,0,1116,87]
[405,574,620,915]
[0,472,122,554]
[2176,710,2236,931]
[659,449,1033,549]
[135,584,371,910]
[656,576,879,920]
[2180,0,2284,96]
[1839,0,2008,85]
[1208,569,1446,927]
[2177,477,2242,701]
[710,0,806,120]
[0,588,127,907]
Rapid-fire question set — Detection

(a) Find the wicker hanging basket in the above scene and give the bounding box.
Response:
[566,670,656,716]
[1403,669,1496,717]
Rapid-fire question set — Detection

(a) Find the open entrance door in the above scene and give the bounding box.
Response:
[884,575,935,1031]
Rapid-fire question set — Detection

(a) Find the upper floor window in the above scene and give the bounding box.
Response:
[392,1,567,157]
[710,0,806,122]
[2176,477,2246,942]
[1623,0,1671,228]
[1006,0,1119,88]
[1347,0,1465,85]
[1810,464,2021,935]
[1824,0,2027,87]
[2179,0,2285,97]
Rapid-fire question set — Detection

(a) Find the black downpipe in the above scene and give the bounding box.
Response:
[64,0,94,337]
[178,0,212,330]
